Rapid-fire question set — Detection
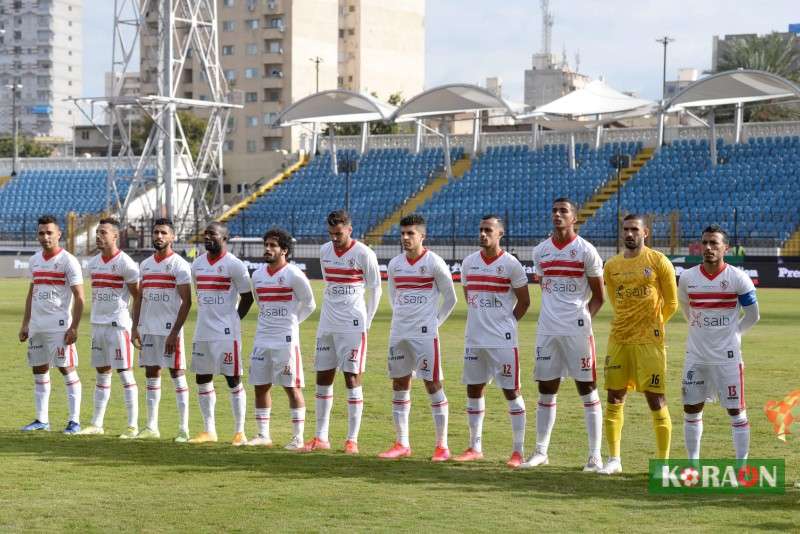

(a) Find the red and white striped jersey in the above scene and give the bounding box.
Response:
[191,251,251,341]
[462,250,528,348]
[88,250,139,329]
[388,249,453,340]
[28,248,83,335]
[138,252,192,335]
[317,240,381,334]
[679,263,756,364]
[533,235,603,336]
[251,262,314,346]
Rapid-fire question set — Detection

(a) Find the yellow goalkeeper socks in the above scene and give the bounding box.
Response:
[651,406,672,459]
[604,402,624,458]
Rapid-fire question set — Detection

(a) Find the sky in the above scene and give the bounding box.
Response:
[82,0,800,102]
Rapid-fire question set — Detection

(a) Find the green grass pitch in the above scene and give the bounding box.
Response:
[0,278,797,532]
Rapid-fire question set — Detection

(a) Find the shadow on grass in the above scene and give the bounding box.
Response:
[1,430,797,511]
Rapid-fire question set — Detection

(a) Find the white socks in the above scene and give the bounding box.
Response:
[92,372,112,427]
[172,374,190,434]
[145,377,161,431]
[229,383,246,434]
[392,390,411,447]
[466,397,485,453]
[315,384,334,441]
[684,411,703,460]
[429,389,449,449]
[581,390,602,458]
[119,370,138,429]
[535,393,557,454]
[197,382,216,434]
[731,411,750,460]
[508,396,526,455]
[33,372,51,424]
[346,386,364,442]
[63,370,81,423]
[255,407,271,439]
[291,407,306,440]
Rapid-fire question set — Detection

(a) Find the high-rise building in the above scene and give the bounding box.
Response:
[524,52,590,109]
[0,0,82,140]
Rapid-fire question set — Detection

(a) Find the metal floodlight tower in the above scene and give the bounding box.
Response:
[72,0,240,237]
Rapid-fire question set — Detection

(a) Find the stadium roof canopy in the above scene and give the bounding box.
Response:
[391,83,524,121]
[274,89,396,126]
[517,80,656,120]
[666,69,800,111]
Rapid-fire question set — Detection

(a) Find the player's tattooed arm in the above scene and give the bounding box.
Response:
[19,282,33,342]
[64,283,84,345]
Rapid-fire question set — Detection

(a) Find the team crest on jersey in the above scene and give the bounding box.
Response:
[217,266,223,273]
[643,267,653,278]
[278,276,285,284]
[348,258,356,268]
[419,265,427,274]
[720,280,729,290]
[570,249,577,258]
[496,265,504,274]
[111,264,118,272]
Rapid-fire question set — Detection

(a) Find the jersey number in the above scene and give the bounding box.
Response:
[348,349,359,362]
[650,374,660,386]
[115,349,123,361]
[728,385,737,397]
[223,352,233,364]
[502,363,512,376]
[420,359,429,371]
[580,357,592,370]
[56,347,65,357]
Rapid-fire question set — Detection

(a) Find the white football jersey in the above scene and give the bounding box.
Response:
[138,252,192,335]
[88,250,140,329]
[317,240,381,334]
[191,251,251,341]
[28,248,83,335]
[462,250,528,348]
[252,262,314,346]
[388,249,453,340]
[533,235,603,336]
[679,263,756,365]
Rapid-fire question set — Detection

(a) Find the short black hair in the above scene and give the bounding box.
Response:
[152,218,175,231]
[263,227,293,256]
[553,197,578,213]
[327,210,351,227]
[99,217,121,229]
[399,213,426,228]
[481,213,504,229]
[623,213,647,225]
[37,214,59,227]
[702,224,730,244]
[206,221,229,241]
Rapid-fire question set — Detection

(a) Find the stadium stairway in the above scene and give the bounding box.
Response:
[364,154,472,244]
[0,175,11,190]
[217,154,309,224]
[782,227,800,255]
[575,147,654,230]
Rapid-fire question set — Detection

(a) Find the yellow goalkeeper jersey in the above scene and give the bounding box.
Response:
[604,246,678,345]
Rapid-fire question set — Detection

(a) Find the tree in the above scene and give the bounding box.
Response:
[0,137,53,158]
[324,91,414,136]
[129,110,207,159]
[716,33,800,121]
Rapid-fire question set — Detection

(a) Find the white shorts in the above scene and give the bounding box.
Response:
[248,344,304,388]
[139,333,187,370]
[91,325,135,369]
[27,332,78,368]
[191,339,243,376]
[682,360,746,410]
[387,337,443,382]
[462,346,521,391]
[534,334,597,382]
[315,331,367,374]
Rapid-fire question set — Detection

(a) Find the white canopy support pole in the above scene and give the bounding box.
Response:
[359,121,368,155]
[569,132,576,170]
[330,126,338,175]
[734,102,744,144]
[594,124,602,150]
[710,108,718,164]
[656,109,665,150]
[310,122,319,158]
[414,120,423,154]
[442,118,453,178]
[530,120,538,150]
[471,112,480,155]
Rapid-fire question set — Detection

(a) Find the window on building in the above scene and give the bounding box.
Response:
[245,19,259,30]
[224,69,236,81]
[349,4,356,11]
[224,140,234,152]
[347,28,355,36]
[246,116,259,127]
[223,0,234,6]
[81,130,90,140]
[246,140,257,153]
[265,65,283,78]
[263,112,278,126]
[338,29,344,39]
[263,89,280,102]
[246,43,258,55]
[222,45,234,56]
[222,20,236,32]
[265,39,282,54]
[267,16,284,30]
[263,137,282,151]
[245,91,258,103]
[245,67,258,79]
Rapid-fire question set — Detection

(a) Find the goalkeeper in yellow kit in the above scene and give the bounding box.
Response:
[598,214,678,474]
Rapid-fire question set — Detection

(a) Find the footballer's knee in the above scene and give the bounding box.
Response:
[423,380,442,394]
[224,375,240,388]
[195,373,213,385]
[502,388,520,401]
[343,372,361,389]
[684,403,704,414]
[607,388,627,404]
[644,392,666,410]
[537,378,560,395]
[576,381,596,396]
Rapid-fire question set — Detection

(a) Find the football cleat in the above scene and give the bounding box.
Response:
[246,435,274,447]
[134,428,161,440]
[506,451,524,469]
[519,452,549,469]
[453,448,484,462]
[231,432,248,446]
[431,446,451,463]
[583,455,604,473]
[119,426,139,439]
[597,457,623,475]
[378,442,412,459]
[284,436,305,451]
[76,424,105,436]
[21,420,50,432]
[63,421,82,435]
[173,430,190,443]
[343,440,359,455]
[303,437,331,452]
[188,431,218,444]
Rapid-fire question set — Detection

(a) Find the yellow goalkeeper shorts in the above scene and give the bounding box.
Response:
[603,340,667,394]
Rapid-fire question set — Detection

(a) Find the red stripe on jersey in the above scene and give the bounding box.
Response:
[196,275,231,282]
[33,279,65,286]
[91,273,125,281]
[196,283,231,291]
[141,282,176,289]
[255,286,292,294]
[174,338,182,369]
[142,273,176,281]
[294,346,302,388]
[393,276,434,283]
[32,270,65,279]
[395,283,434,290]
[259,295,293,302]
[687,292,737,300]
[325,276,364,284]
[466,284,509,293]
[432,338,440,382]
[689,301,737,309]
[233,340,240,376]
[465,274,511,284]
[539,260,585,269]
[92,281,125,289]
[324,267,363,275]
[542,269,584,277]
